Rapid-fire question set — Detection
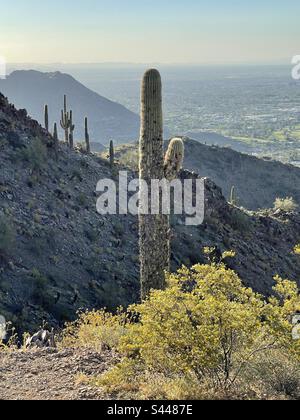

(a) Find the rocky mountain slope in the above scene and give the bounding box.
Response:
[0,70,140,144]
[183,138,300,210]
[116,139,300,210]
[0,94,299,334]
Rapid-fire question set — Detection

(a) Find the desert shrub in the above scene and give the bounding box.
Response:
[60,309,127,351]
[84,228,98,243]
[19,137,47,171]
[246,350,300,399]
[274,197,298,212]
[96,261,299,399]
[0,216,15,256]
[114,221,125,238]
[76,192,88,208]
[230,208,251,233]
[119,149,138,171]
[60,256,299,399]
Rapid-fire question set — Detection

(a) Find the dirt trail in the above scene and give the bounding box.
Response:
[0,348,114,400]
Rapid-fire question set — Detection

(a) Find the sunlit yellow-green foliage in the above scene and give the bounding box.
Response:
[60,309,126,351]
[63,260,300,399]
[295,245,300,255]
[274,197,298,212]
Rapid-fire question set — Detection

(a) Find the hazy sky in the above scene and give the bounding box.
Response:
[1,0,299,64]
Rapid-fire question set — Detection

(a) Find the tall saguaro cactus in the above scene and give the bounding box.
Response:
[85,117,90,153]
[60,95,71,145]
[44,105,49,132]
[139,69,170,300]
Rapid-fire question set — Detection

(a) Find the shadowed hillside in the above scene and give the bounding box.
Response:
[0,94,299,334]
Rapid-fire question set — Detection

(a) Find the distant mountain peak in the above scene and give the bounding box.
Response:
[0,70,140,144]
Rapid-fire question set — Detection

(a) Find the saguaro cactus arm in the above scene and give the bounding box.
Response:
[164,137,185,180]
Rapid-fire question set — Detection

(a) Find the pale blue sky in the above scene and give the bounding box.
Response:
[1,0,299,64]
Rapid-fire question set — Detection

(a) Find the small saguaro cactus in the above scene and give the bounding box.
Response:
[139,68,170,300]
[53,122,59,156]
[109,140,115,167]
[68,110,75,149]
[60,95,71,144]
[85,117,90,153]
[44,104,49,132]
[230,186,237,206]
[53,122,58,142]
[164,137,185,181]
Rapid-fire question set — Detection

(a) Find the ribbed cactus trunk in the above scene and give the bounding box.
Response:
[139,69,170,300]
[85,117,90,153]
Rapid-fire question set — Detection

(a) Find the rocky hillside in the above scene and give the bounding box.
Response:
[115,139,300,210]
[0,70,140,144]
[183,138,300,210]
[0,94,299,334]
[0,347,115,400]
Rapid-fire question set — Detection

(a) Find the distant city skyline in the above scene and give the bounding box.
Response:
[1,0,299,64]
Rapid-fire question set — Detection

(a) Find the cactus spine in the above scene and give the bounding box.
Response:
[44,104,49,132]
[60,95,71,145]
[109,140,115,167]
[139,69,170,300]
[164,137,185,181]
[85,117,90,153]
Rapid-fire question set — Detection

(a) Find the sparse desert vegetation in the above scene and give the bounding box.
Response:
[274,197,298,212]
[60,256,300,400]
[0,56,300,402]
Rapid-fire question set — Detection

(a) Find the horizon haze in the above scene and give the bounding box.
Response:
[1,0,300,65]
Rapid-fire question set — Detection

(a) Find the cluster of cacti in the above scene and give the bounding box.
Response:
[109,140,115,168]
[42,96,95,154]
[164,137,184,180]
